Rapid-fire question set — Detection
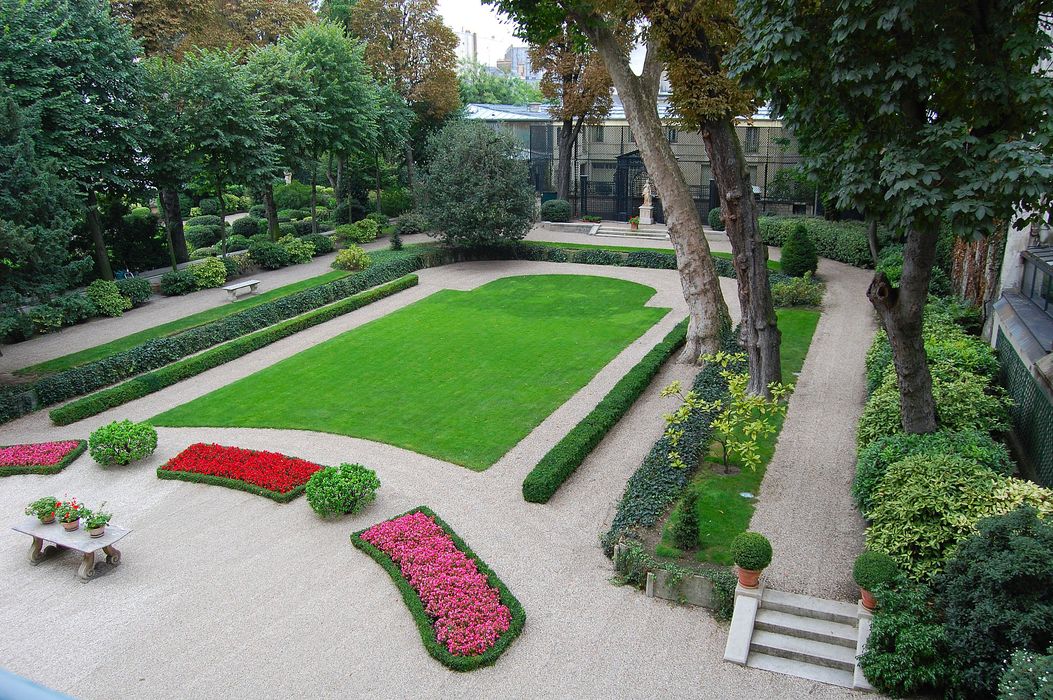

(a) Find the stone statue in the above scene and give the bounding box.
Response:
[642,178,653,207]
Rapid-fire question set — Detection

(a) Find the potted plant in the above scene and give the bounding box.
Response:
[24,496,60,524]
[54,498,87,532]
[731,531,773,588]
[629,215,640,231]
[852,550,899,611]
[83,504,112,538]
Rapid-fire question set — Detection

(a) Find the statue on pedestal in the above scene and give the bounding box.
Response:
[642,178,653,207]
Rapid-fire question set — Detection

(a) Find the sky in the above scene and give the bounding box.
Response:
[436,0,520,65]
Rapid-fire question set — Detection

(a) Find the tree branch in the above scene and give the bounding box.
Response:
[642,40,663,100]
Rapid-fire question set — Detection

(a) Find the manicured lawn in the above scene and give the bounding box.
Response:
[17,269,349,377]
[534,241,782,271]
[152,275,670,470]
[656,308,820,565]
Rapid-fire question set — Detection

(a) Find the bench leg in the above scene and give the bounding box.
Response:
[78,552,96,582]
[103,545,121,565]
[29,536,49,564]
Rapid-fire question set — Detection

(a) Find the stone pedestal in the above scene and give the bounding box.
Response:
[638,205,653,225]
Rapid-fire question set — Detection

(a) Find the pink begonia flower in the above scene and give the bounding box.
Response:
[0,441,80,467]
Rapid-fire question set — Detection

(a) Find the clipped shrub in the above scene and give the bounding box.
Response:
[29,304,64,334]
[85,280,131,317]
[758,216,873,268]
[624,249,677,269]
[48,294,97,326]
[396,211,428,236]
[731,531,772,571]
[351,218,379,243]
[186,214,222,228]
[333,246,371,271]
[771,273,824,307]
[88,419,158,466]
[190,246,218,260]
[159,269,198,296]
[305,463,381,518]
[231,216,260,237]
[369,187,413,217]
[273,180,312,210]
[540,198,572,222]
[190,257,227,289]
[248,204,266,218]
[938,506,1053,699]
[115,277,152,307]
[708,207,724,231]
[582,214,602,223]
[225,234,252,252]
[278,221,296,238]
[197,197,221,216]
[365,212,389,227]
[248,240,293,270]
[390,232,403,250]
[277,208,308,221]
[185,224,221,249]
[998,647,1053,700]
[780,223,819,277]
[300,233,333,255]
[293,218,314,236]
[278,234,314,264]
[672,489,700,550]
[853,551,899,591]
[571,249,624,266]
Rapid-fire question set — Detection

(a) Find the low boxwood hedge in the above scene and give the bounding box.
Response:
[758,216,875,268]
[50,275,418,425]
[0,439,86,476]
[522,318,689,503]
[350,505,526,672]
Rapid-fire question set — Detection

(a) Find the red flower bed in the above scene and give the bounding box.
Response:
[158,443,322,501]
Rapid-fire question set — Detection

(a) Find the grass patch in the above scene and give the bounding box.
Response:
[18,270,350,377]
[655,308,820,565]
[152,275,669,470]
[533,241,782,271]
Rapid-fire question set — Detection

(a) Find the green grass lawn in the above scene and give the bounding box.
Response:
[17,270,350,377]
[656,308,821,565]
[533,240,782,271]
[152,274,670,470]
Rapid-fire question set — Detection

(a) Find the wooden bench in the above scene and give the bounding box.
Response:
[12,516,129,583]
[223,279,260,301]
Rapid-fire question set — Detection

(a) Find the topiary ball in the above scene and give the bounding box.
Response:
[853,550,899,590]
[305,463,381,517]
[540,198,572,222]
[731,531,773,571]
[89,419,158,466]
[708,207,725,231]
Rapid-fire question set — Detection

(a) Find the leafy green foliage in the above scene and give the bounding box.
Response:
[998,647,1053,700]
[771,273,824,307]
[937,507,1053,699]
[612,539,737,620]
[779,223,818,277]
[88,420,158,466]
[278,234,314,264]
[85,280,131,317]
[305,463,380,517]
[159,269,198,297]
[300,233,333,255]
[672,488,701,550]
[231,217,261,237]
[190,258,227,289]
[396,212,428,236]
[708,207,724,231]
[272,182,313,210]
[758,217,873,268]
[115,278,152,307]
[853,551,899,591]
[457,59,543,105]
[333,246,371,271]
[540,199,572,222]
[731,531,772,570]
[185,224,223,249]
[249,240,293,270]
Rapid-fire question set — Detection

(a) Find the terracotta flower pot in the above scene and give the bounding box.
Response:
[736,566,762,588]
[860,587,878,611]
[61,519,79,532]
[630,223,639,231]
[88,526,106,538]
[40,514,56,525]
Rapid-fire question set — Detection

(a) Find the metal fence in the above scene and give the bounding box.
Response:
[997,329,1053,487]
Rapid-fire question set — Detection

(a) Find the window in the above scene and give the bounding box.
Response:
[592,126,604,143]
[628,128,636,144]
[745,126,760,154]
[748,165,758,184]
[667,128,678,143]
[1022,249,1053,319]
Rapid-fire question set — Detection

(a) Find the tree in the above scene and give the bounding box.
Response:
[528,28,612,201]
[372,84,414,214]
[419,121,535,247]
[490,0,730,361]
[219,0,315,48]
[176,49,277,254]
[110,0,221,59]
[350,0,460,188]
[734,1,1053,431]
[457,60,544,105]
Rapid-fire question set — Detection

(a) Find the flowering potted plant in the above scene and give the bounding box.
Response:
[731,531,772,588]
[629,215,640,231]
[852,551,899,611]
[25,496,60,524]
[83,504,112,538]
[54,498,87,531]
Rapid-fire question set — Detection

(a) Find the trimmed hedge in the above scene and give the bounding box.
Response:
[0,440,86,477]
[758,216,874,268]
[523,318,689,503]
[350,505,526,672]
[157,465,310,503]
[50,275,419,425]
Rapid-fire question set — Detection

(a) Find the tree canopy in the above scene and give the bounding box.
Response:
[457,60,543,105]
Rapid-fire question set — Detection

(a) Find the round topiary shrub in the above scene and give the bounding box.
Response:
[231,216,261,237]
[186,214,223,228]
[300,233,333,256]
[853,551,899,591]
[248,204,266,218]
[190,257,227,289]
[184,224,222,249]
[159,269,198,296]
[540,198,572,222]
[780,223,819,277]
[197,197,221,216]
[332,246,371,271]
[248,240,293,270]
[278,234,314,264]
[86,279,132,317]
[731,531,772,571]
[708,207,725,231]
[115,277,152,307]
[305,463,381,517]
[89,419,158,466]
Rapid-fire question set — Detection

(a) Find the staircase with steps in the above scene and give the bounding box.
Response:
[595,226,670,240]
[724,586,874,692]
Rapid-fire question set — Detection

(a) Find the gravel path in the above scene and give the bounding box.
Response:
[0,258,864,699]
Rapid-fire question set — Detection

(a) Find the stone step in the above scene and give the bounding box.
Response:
[761,589,859,626]
[595,228,670,240]
[746,651,855,689]
[750,629,858,672]
[754,608,857,649]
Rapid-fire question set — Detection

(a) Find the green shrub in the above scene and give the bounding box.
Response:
[396,211,427,236]
[859,578,953,697]
[293,218,314,236]
[48,294,97,326]
[300,233,333,255]
[349,218,379,243]
[249,240,293,270]
[278,221,295,238]
[29,304,64,334]
[159,269,198,296]
[190,246,218,259]
[854,430,1015,515]
[185,224,221,249]
[998,647,1053,700]
[572,248,624,266]
[305,463,381,517]
[938,506,1053,699]
[540,198,572,222]
[278,234,314,264]
[771,273,824,307]
[248,204,266,218]
[672,489,701,550]
[365,212,389,227]
[333,246,371,271]
[225,234,252,252]
[877,244,952,297]
[186,214,222,228]
[197,197,221,215]
[273,181,312,210]
[115,277,152,307]
[708,207,724,230]
[85,280,131,317]
[88,419,157,466]
[231,216,260,237]
[853,551,899,590]
[731,532,772,570]
[190,257,227,289]
[780,223,819,277]
[369,187,413,217]
[758,216,873,268]
[277,208,307,221]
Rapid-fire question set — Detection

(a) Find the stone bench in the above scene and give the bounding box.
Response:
[12,516,129,583]
[223,279,260,301]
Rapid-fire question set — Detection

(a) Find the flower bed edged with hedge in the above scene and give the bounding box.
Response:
[350,506,526,672]
[0,440,86,476]
[157,443,323,502]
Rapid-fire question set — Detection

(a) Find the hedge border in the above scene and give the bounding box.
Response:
[49,275,418,425]
[522,317,689,503]
[350,505,526,672]
[156,446,320,503]
[0,440,87,477]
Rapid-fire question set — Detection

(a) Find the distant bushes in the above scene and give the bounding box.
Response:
[759,216,873,268]
[540,198,572,222]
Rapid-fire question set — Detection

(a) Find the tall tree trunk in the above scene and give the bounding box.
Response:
[310,163,318,235]
[586,28,729,362]
[867,224,939,433]
[216,177,227,257]
[375,153,383,214]
[866,219,880,267]
[556,118,575,201]
[85,189,113,281]
[404,142,416,191]
[262,183,279,241]
[160,187,189,264]
[702,119,782,394]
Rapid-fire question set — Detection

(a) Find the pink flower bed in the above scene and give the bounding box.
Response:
[0,441,82,467]
[361,511,512,656]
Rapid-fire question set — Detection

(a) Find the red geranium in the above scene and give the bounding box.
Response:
[159,443,322,494]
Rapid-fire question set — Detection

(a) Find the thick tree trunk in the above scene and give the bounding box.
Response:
[310,164,319,235]
[867,224,940,433]
[85,189,113,281]
[556,119,575,201]
[702,119,782,394]
[216,177,228,257]
[586,28,729,362]
[160,187,189,264]
[404,142,416,191]
[950,225,1004,313]
[262,184,279,241]
[866,219,880,267]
